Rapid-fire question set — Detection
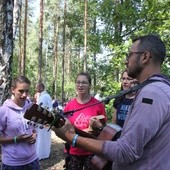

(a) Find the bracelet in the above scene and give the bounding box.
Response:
[13,136,17,144]
[72,134,79,148]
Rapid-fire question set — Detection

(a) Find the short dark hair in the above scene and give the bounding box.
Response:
[133,34,166,64]
[37,82,45,90]
[12,75,31,88]
[75,72,91,85]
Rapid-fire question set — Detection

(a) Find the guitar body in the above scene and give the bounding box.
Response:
[91,124,122,170]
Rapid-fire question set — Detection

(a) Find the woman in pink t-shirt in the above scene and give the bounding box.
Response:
[64,72,107,170]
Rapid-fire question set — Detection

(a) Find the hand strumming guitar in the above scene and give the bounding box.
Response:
[89,117,103,129]
[88,115,105,136]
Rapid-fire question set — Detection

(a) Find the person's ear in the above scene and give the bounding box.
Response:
[141,51,151,64]
[11,87,15,95]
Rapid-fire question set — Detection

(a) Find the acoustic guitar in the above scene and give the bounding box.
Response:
[24,103,121,170]
[91,123,121,170]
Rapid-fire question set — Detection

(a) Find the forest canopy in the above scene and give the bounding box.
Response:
[1,0,170,119]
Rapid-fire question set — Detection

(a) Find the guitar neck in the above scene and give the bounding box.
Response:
[52,116,97,139]
[50,114,97,139]
[24,103,97,139]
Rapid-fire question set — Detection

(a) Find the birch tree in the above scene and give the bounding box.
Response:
[0,0,14,105]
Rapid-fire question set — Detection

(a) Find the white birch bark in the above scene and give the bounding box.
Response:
[0,0,14,105]
[13,0,22,39]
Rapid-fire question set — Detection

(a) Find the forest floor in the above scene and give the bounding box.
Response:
[39,131,65,170]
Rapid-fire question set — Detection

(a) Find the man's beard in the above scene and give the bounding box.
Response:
[128,60,143,79]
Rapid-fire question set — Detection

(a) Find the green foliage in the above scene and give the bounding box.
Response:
[12,0,170,107]
[64,82,76,101]
[104,81,120,122]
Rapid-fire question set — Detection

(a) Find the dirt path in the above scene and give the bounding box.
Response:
[40,131,65,170]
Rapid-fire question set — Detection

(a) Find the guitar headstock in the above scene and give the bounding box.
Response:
[24,103,65,129]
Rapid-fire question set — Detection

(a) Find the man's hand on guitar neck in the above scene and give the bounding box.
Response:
[52,119,76,142]
[52,118,104,156]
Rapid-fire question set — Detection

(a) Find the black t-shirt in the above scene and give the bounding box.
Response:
[113,97,133,127]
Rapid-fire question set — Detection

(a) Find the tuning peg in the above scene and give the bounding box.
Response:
[31,117,36,122]
[45,106,49,110]
[47,113,52,118]
[27,121,32,126]
[37,102,43,111]
[37,119,43,124]
[33,123,38,128]
[43,109,47,115]
[43,121,48,125]
[27,121,31,125]
[39,125,44,129]
[37,106,42,112]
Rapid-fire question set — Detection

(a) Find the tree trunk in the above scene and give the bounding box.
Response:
[83,0,87,72]
[0,0,14,105]
[38,0,44,82]
[93,17,97,92]
[61,0,67,105]
[78,46,81,72]
[13,0,22,40]
[114,0,123,82]
[18,1,22,74]
[67,42,72,80]
[52,17,59,99]
[22,0,28,76]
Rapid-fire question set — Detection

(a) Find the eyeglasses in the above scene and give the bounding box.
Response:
[18,89,29,94]
[76,81,89,86]
[126,51,145,60]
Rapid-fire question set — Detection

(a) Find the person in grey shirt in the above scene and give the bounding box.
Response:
[52,34,170,170]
